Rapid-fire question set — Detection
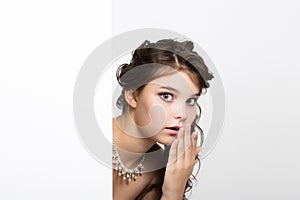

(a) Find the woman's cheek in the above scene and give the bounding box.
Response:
[136,104,167,138]
[186,106,197,123]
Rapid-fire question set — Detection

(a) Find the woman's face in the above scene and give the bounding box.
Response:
[131,70,200,145]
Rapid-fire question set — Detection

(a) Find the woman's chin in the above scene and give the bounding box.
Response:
[158,136,177,146]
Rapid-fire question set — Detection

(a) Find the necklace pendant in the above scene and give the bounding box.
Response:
[112,143,145,183]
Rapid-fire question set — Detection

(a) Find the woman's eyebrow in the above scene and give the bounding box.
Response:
[160,86,179,93]
[159,86,200,96]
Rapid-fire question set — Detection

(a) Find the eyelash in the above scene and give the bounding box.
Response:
[186,98,197,106]
[158,92,198,106]
[159,92,173,102]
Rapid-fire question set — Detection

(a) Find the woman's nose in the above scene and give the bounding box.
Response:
[173,101,187,121]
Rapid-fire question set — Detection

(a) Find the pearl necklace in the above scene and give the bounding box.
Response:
[112,121,145,182]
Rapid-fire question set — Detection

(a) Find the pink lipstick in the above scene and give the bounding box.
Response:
[165,126,180,135]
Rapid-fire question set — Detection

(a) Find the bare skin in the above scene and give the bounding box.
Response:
[161,126,200,200]
[113,119,200,200]
[112,119,165,200]
[113,72,201,199]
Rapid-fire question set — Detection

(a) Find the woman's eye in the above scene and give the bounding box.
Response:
[187,98,197,106]
[159,93,173,102]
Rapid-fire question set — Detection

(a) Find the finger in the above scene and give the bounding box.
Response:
[191,131,198,158]
[184,125,192,164]
[184,125,191,152]
[168,139,178,166]
[196,146,201,155]
[192,131,198,149]
[177,127,185,162]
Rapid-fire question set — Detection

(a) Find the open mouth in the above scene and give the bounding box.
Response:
[166,126,180,131]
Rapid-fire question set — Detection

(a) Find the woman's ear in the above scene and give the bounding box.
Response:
[124,89,138,108]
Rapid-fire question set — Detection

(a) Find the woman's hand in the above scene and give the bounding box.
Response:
[161,125,201,200]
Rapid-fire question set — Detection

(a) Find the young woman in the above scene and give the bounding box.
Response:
[112,39,214,199]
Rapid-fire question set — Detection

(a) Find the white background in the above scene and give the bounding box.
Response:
[1,0,300,199]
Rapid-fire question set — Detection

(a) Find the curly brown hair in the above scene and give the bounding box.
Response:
[115,39,214,199]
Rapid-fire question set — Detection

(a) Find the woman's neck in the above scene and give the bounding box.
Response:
[113,114,155,154]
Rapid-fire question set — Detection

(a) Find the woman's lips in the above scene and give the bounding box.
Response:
[165,126,180,135]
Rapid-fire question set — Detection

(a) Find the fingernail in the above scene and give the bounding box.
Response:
[193,132,198,138]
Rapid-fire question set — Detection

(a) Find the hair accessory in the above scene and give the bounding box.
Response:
[112,121,145,182]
